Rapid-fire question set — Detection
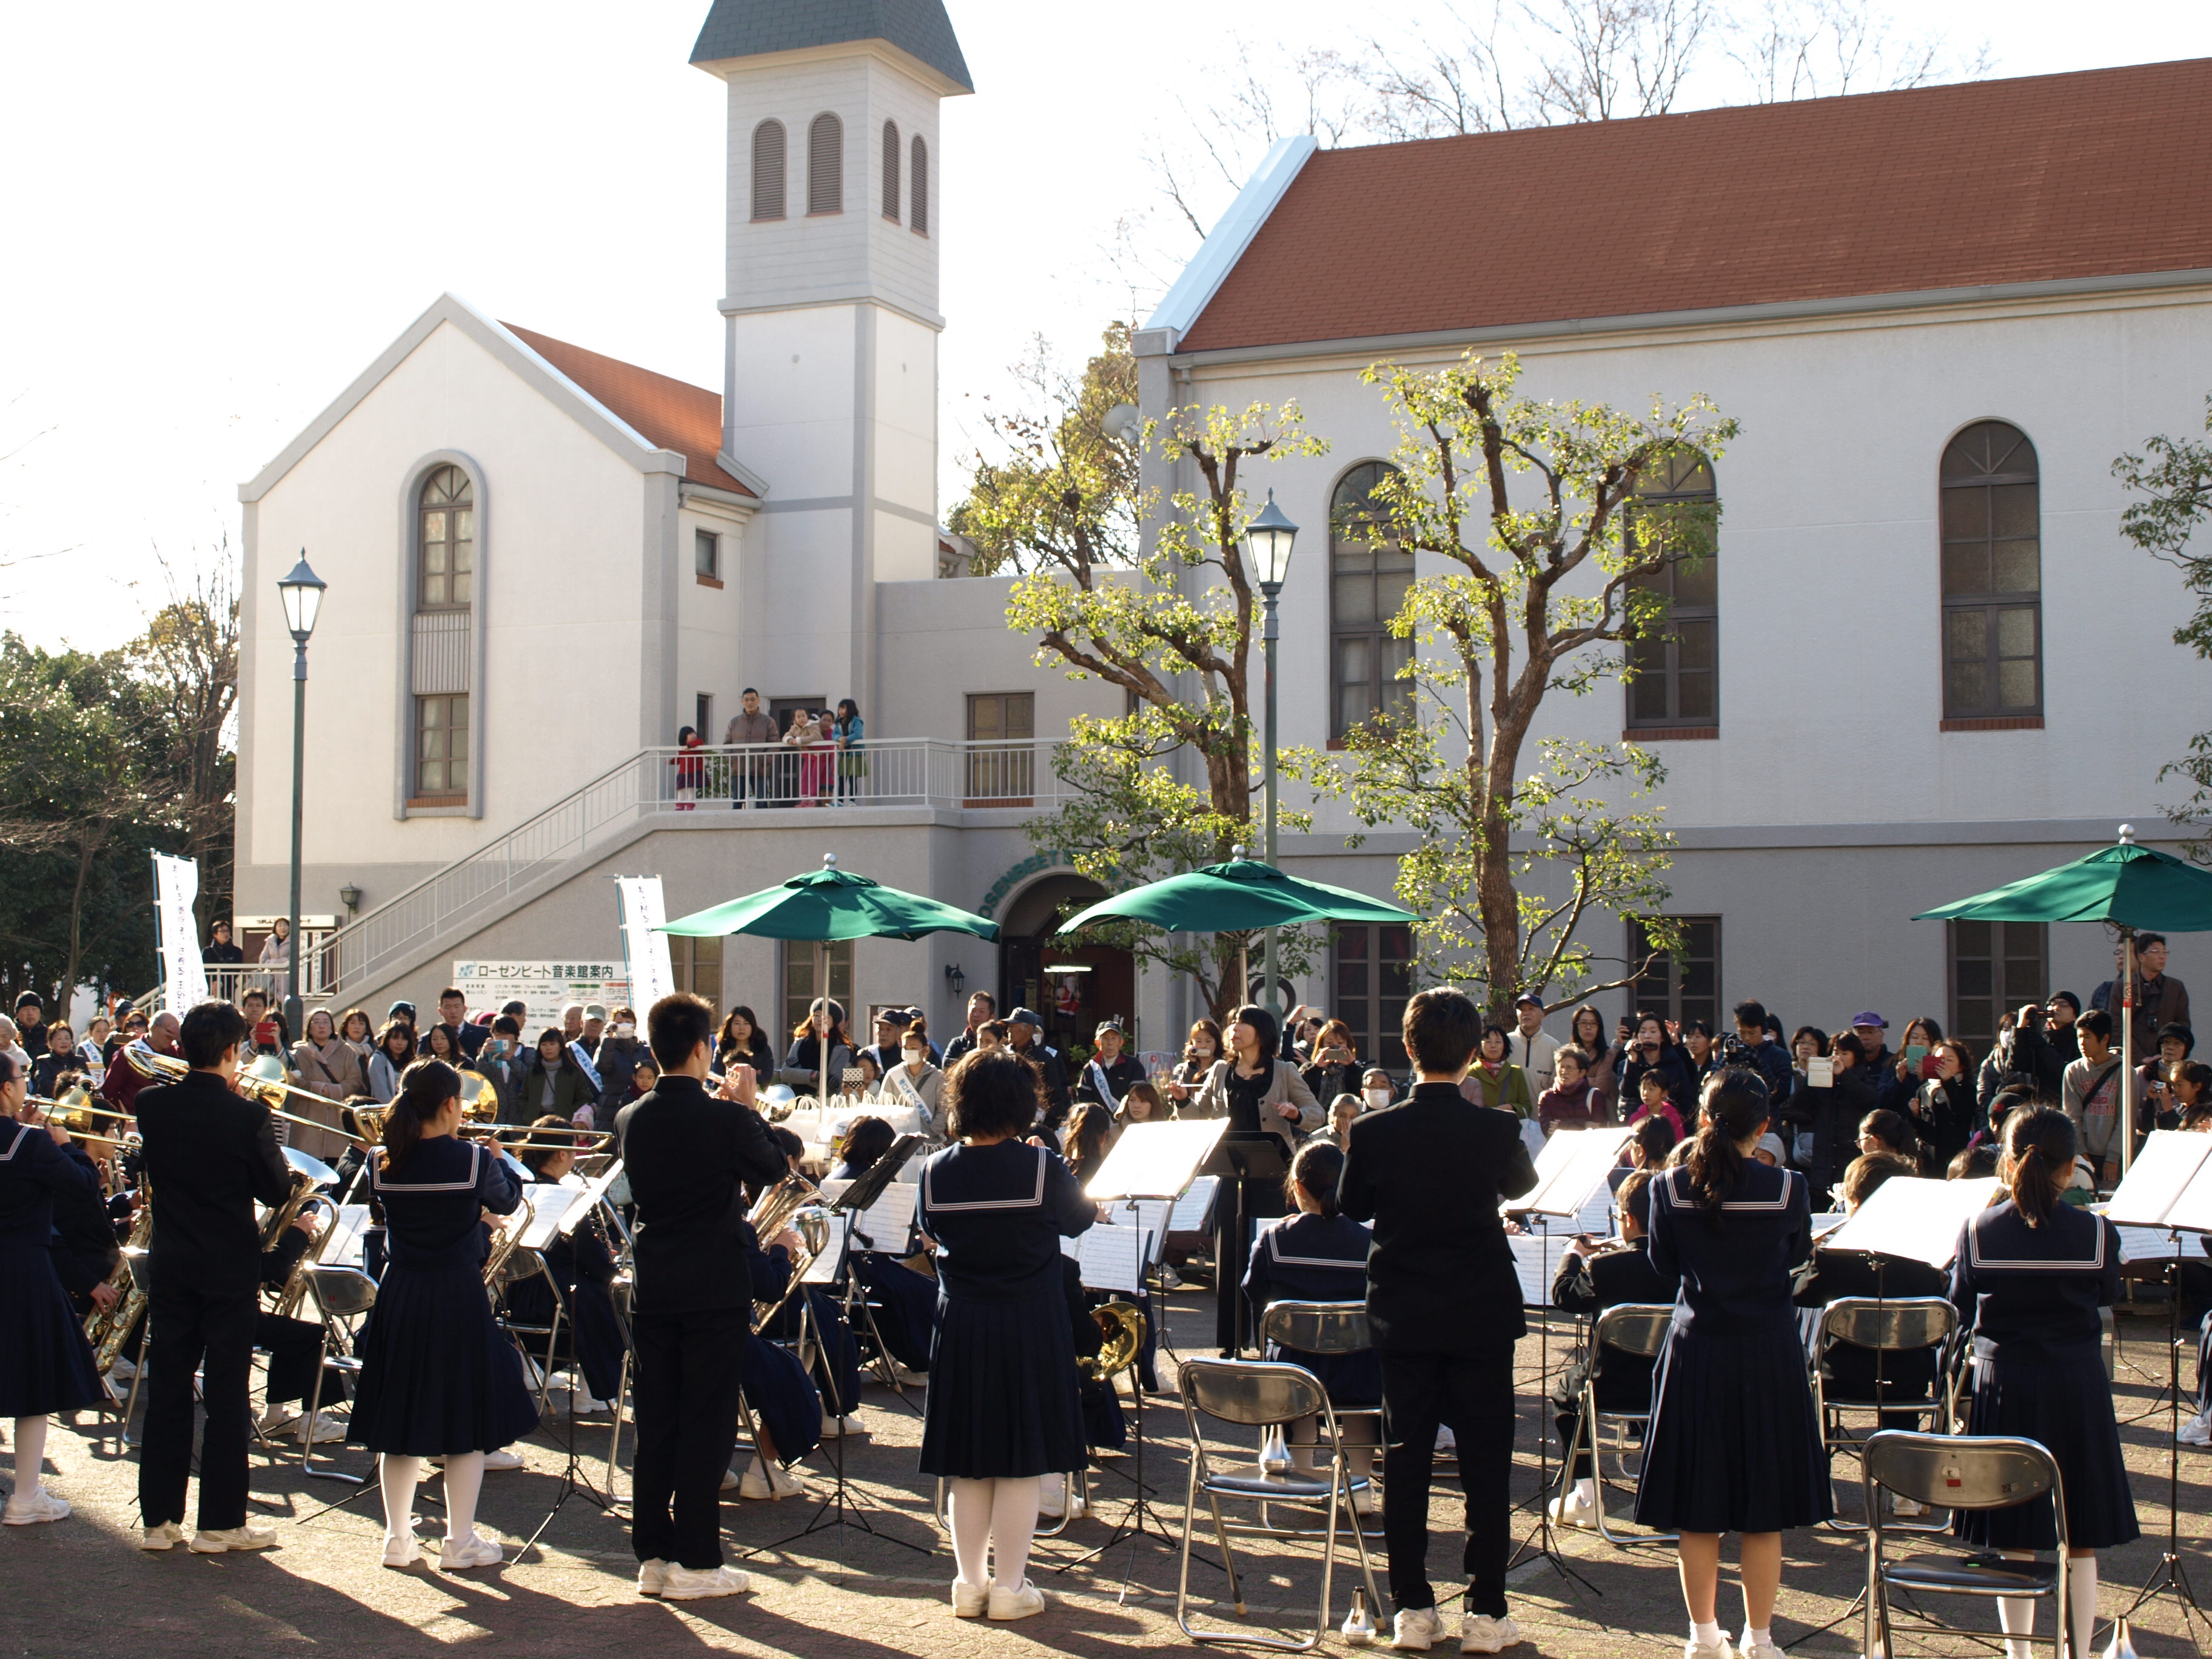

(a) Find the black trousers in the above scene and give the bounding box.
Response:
[630,1306,745,1569]
[256,1312,338,1409]
[141,1284,258,1532]
[1381,1346,1516,1617]
[1212,1177,1287,1353]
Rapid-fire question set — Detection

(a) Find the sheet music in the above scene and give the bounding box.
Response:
[1513,1126,1635,1218]
[518,1187,583,1250]
[2105,1131,2212,1228]
[1071,1223,1152,1294]
[556,1160,626,1238]
[1510,1227,1577,1308]
[848,1181,919,1255]
[1112,1198,1175,1264]
[1573,1183,1615,1237]
[2115,1222,2185,1263]
[317,1204,371,1266]
[1085,1118,1230,1201]
[1820,1176,2003,1270]
[1168,1175,1221,1235]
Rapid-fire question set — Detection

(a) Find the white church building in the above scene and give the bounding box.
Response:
[232,3,2212,1069]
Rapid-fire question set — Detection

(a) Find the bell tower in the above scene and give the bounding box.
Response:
[691,2,973,714]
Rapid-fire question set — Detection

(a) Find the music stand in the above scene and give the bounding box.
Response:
[1204,1132,1290,1359]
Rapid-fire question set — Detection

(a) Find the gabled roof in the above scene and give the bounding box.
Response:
[690,0,972,93]
[504,325,757,498]
[1174,58,2212,356]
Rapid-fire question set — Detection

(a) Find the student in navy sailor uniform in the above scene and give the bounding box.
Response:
[1948,1107,2136,1659]
[1638,1070,1830,1659]
[254,1213,349,1440]
[1242,1140,1380,1498]
[916,1050,1095,1621]
[349,1059,540,1570]
[728,1213,822,1500]
[0,1053,107,1525]
[501,1119,626,1411]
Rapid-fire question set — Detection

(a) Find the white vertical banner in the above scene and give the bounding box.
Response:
[615,876,677,1011]
[152,853,210,1012]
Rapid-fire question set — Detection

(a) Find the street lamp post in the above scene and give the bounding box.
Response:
[1243,490,1299,1022]
[276,554,327,1037]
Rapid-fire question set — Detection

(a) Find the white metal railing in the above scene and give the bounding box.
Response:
[310,738,1065,997]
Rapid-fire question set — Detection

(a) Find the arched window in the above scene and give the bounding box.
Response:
[881,119,900,220]
[1329,462,1413,740]
[1940,421,2041,719]
[411,464,474,802]
[910,135,930,235]
[416,464,472,609]
[750,119,785,222]
[808,112,843,215]
[1624,448,1718,731]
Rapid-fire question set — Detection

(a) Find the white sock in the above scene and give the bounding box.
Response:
[2067,1557,2097,1658]
[947,1478,993,1588]
[1741,1626,1772,1652]
[441,1451,486,1543]
[989,1475,1040,1591]
[1573,1477,1595,1504]
[378,1454,421,1544]
[1692,1620,1723,1649]
[14,1415,49,1494]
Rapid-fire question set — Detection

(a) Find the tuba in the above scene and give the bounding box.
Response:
[1081,1301,1148,1380]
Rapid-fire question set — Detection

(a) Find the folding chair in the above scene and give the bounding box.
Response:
[299,1264,377,1481]
[1175,1357,1382,1651]
[1560,1302,1677,1547]
[1861,1430,2068,1659]
[491,1247,570,1413]
[1813,1296,1957,1534]
[1255,1301,1381,1535]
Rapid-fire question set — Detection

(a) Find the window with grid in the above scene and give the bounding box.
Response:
[1329,461,1414,740]
[783,940,853,1040]
[1940,421,2041,719]
[751,119,785,221]
[694,693,713,738]
[807,112,842,215]
[910,135,929,234]
[966,692,1034,801]
[881,119,900,219]
[1627,917,1721,1032]
[416,465,473,610]
[671,934,723,1011]
[414,694,468,799]
[1948,919,2046,1053]
[1624,449,1718,729]
[1332,923,1413,1078]
[695,529,719,580]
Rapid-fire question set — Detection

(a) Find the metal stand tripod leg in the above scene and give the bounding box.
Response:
[2118,1250,2212,1644]
[1507,1290,1602,1600]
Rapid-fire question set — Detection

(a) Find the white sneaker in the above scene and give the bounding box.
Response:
[987,1580,1047,1620]
[439,1532,503,1570]
[1892,1495,1929,1518]
[1433,1426,1457,1455]
[109,1358,138,1382]
[737,1458,782,1501]
[141,1520,187,1550]
[638,1557,669,1597]
[1039,1473,1067,1518]
[382,1532,421,1568]
[820,1411,866,1438]
[3,1487,69,1525]
[1547,1489,1596,1529]
[1460,1614,1522,1654]
[1393,1607,1443,1650]
[1684,1641,1738,1659]
[1738,1635,1782,1659]
[1352,1484,1378,1517]
[190,1525,277,1553]
[481,1448,524,1471]
[276,1410,345,1444]
[2179,1410,2212,1446]
[720,1466,742,1492]
[1158,1265,1185,1290]
[662,1563,751,1600]
[951,1578,989,1617]
[769,1461,805,1498]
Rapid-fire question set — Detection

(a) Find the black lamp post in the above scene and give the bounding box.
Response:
[1243,490,1299,1021]
[276,554,327,1036]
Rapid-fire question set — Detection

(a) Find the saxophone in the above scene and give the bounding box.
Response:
[85,1175,154,1376]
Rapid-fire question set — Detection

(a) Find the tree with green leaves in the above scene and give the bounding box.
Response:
[1290,350,1738,1013]
[2115,395,2212,860]
[953,330,1330,1022]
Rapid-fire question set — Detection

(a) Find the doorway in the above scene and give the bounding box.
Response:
[997,873,1134,1063]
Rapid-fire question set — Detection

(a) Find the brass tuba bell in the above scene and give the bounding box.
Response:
[1080,1300,1148,1380]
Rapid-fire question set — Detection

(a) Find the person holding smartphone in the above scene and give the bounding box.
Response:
[1298,1018,1363,1106]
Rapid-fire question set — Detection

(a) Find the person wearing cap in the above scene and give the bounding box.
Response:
[13,993,44,1048]
[581,1005,609,1052]
[864,1008,914,1079]
[780,999,856,1094]
[1847,1013,1902,1105]
[1073,1019,1145,1110]
[1004,1009,1072,1128]
[1508,994,1560,1094]
[387,1000,418,1037]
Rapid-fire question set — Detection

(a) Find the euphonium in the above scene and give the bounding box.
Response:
[1081,1300,1148,1380]
[746,1170,825,1245]
[481,1196,537,1293]
[258,1170,320,1252]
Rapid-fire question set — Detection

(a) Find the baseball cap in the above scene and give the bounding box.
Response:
[387,1000,416,1021]
[1850,1011,1888,1029]
[1094,1017,1127,1038]
[583,1003,609,1022]
[877,1008,914,1028]
[1008,1007,1043,1027]
[1513,992,1543,1008]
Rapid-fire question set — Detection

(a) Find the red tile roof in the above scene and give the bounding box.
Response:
[503,323,757,497]
[1178,59,2212,354]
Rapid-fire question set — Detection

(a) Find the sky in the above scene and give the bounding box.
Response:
[4,0,2210,651]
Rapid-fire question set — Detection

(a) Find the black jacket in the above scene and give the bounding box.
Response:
[615,1074,788,1316]
[1338,1080,1539,1354]
[1553,1238,1677,1410]
[1795,1246,1950,1405]
[1073,1051,1147,1108]
[1011,1040,1073,1125]
[134,1070,295,1298]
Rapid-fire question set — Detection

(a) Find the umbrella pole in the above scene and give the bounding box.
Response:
[2120,926,2137,1181]
[819,938,832,1118]
[1236,936,1248,1012]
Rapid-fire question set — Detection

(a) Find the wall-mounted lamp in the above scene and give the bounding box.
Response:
[338,883,363,917]
[943,961,966,997]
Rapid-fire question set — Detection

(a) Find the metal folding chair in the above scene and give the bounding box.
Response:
[1176,1357,1382,1651]
[1814,1296,1957,1534]
[1860,1430,2068,1659]
[1255,1301,1380,1535]
[300,1264,376,1481]
[1558,1302,1678,1547]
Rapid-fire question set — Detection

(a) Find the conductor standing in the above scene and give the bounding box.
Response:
[617,991,788,1602]
[1339,987,1539,1654]
[135,1000,296,1553]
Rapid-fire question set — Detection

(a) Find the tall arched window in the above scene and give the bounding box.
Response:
[1940,421,2041,720]
[808,112,843,215]
[880,119,900,220]
[412,465,473,802]
[750,119,786,221]
[1624,449,1719,731]
[1329,462,1414,740]
[417,464,472,609]
[910,135,930,235]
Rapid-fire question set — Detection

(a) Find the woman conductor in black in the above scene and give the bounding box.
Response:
[1950,1106,2136,1659]
[1637,1070,1830,1659]
[349,1059,540,1570]
[917,1049,1095,1621]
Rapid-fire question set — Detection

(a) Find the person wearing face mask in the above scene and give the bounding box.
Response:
[1359,1067,1397,1114]
[879,1028,944,1128]
[594,1008,644,1111]
[1165,1019,1223,1108]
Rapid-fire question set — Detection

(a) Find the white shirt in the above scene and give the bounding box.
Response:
[1510,1027,1560,1093]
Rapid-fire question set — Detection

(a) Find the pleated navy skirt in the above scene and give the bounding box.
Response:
[348,1262,542,1456]
[0,1245,104,1418]
[742,1333,823,1467]
[1637,1315,1833,1533]
[920,1287,1085,1479]
[1954,1349,2139,1552]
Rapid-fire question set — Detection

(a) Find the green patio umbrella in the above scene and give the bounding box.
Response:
[660,854,999,1111]
[1914,825,2212,1175]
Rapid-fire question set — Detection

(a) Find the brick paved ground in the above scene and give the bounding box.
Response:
[7,1289,2208,1658]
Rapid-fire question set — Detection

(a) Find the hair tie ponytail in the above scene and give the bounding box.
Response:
[382,1057,461,1173]
[1683,1068,1771,1230]
[2002,1105,2076,1227]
